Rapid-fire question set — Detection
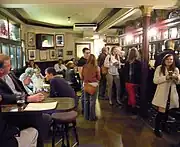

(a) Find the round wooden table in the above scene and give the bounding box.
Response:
[1,97,75,113]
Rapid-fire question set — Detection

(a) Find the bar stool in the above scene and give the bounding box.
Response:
[52,111,79,147]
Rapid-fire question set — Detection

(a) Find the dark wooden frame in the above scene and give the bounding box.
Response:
[28,49,36,60]
[49,49,56,59]
[55,34,64,47]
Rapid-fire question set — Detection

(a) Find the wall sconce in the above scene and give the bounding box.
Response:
[67,17,71,23]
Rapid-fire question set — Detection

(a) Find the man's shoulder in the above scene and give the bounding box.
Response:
[77,57,87,66]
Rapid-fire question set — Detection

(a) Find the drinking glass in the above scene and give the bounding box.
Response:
[16,93,25,109]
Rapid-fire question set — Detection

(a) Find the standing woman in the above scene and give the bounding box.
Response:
[152,54,180,137]
[81,54,101,121]
[124,47,141,113]
[104,46,121,105]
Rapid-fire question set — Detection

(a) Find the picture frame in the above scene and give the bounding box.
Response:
[66,51,73,56]
[39,50,47,61]
[49,49,56,59]
[55,34,64,47]
[106,36,112,44]
[28,49,36,60]
[27,32,35,47]
[75,43,91,58]
[57,49,63,58]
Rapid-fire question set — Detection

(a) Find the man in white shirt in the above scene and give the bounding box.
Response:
[54,59,67,77]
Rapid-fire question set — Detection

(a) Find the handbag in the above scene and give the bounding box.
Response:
[84,83,96,95]
[101,55,111,75]
[101,65,108,75]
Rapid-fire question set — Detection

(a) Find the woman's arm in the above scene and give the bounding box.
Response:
[104,55,110,68]
[153,66,167,84]
[97,66,101,81]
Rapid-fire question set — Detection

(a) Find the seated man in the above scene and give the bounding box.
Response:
[0,54,48,147]
[45,67,79,107]
[0,98,38,147]
[45,67,76,98]
[0,55,44,104]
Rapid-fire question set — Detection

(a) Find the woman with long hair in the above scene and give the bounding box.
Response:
[152,54,180,137]
[104,46,121,106]
[124,47,141,113]
[81,54,101,121]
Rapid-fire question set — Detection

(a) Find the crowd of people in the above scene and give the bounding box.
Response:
[0,39,180,147]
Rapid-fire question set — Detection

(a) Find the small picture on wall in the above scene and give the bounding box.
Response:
[39,50,47,61]
[66,51,73,56]
[55,34,64,47]
[27,32,35,47]
[57,49,63,58]
[49,50,56,59]
[28,49,36,60]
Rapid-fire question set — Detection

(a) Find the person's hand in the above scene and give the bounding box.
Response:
[172,74,179,81]
[166,75,173,80]
[113,62,119,66]
[27,93,45,102]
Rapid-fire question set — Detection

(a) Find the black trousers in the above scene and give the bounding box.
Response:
[2,112,51,147]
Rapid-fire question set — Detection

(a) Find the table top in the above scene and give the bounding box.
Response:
[1,97,75,113]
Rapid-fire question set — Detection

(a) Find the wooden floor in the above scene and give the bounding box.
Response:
[45,99,179,147]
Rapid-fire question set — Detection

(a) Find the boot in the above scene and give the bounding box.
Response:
[154,112,165,138]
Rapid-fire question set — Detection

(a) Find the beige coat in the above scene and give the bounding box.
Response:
[152,65,180,109]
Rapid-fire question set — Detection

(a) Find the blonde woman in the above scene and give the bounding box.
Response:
[152,54,180,137]
[104,46,121,106]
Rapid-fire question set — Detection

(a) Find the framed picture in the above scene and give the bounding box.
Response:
[39,50,47,61]
[27,32,35,47]
[55,34,64,47]
[75,43,91,58]
[57,49,63,58]
[28,49,36,60]
[66,51,73,56]
[49,49,56,59]
[106,36,112,44]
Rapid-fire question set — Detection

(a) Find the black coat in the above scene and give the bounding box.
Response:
[154,49,180,69]
[0,72,28,104]
[0,113,19,147]
[123,60,141,84]
[50,76,76,98]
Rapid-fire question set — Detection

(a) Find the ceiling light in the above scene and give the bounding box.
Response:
[68,17,71,23]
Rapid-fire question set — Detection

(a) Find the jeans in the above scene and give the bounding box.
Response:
[99,74,107,98]
[81,85,84,113]
[106,74,121,105]
[84,87,98,120]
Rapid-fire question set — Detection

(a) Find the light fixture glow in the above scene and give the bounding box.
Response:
[125,34,133,43]
[67,17,71,23]
[148,28,157,37]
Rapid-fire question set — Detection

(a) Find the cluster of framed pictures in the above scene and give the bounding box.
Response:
[28,49,64,60]
[106,36,119,44]
[27,32,65,47]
